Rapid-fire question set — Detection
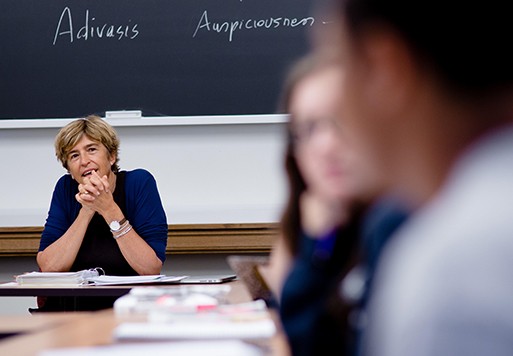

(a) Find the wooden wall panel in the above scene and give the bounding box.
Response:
[0,224,278,257]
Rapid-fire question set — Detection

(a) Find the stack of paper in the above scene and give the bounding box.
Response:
[114,285,232,316]
[15,269,101,286]
[113,299,276,341]
[14,270,186,287]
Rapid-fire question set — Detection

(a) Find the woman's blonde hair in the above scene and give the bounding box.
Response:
[54,115,120,172]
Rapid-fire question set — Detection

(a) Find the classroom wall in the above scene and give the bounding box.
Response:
[0,119,288,227]
[0,118,287,314]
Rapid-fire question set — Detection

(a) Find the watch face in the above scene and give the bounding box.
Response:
[110,221,120,231]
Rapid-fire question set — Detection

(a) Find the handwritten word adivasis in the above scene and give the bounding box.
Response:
[192,10,315,42]
[53,7,139,45]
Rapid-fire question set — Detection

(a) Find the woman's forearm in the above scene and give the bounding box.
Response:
[36,209,93,272]
[115,229,163,275]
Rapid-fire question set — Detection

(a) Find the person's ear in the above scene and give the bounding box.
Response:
[109,153,116,166]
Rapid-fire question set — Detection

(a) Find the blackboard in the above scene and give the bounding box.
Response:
[0,0,319,120]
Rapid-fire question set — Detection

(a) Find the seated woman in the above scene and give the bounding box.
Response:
[35,115,168,311]
[260,49,408,355]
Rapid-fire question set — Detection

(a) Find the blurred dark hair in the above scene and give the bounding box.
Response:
[339,0,513,97]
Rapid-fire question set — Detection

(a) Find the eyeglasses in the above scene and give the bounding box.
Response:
[289,117,343,144]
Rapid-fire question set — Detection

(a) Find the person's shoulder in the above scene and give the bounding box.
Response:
[123,169,162,203]
[51,174,78,200]
[124,168,157,183]
[56,173,73,182]
[55,174,76,187]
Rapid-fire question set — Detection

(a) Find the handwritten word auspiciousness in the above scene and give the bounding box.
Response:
[192,10,315,42]
[53,7,139,45]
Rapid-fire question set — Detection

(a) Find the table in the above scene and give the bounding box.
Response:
[0,281,290,355]
[0,282,152,313]
[0,280,236,312]
[0,284,133,298]
[0,312,91,340]
[0,278,250,298]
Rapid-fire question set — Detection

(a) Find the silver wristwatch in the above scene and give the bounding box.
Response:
[109,218,127,232]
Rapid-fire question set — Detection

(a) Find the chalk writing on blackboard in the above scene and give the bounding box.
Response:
[0,0,316,119]
[53,7,140,45]
[192,10,315,42]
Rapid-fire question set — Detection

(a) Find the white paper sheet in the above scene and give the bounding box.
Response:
[90,275,186,285]
[114,318,276,340]
[38,340,264,356]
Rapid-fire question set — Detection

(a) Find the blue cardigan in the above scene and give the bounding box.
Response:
[39,169,168,263]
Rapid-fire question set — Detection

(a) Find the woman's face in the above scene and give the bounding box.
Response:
[66,134,116,184]
[289,65,365,202]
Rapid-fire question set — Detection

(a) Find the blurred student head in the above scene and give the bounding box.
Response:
[331,0,513,207]
[329,2,513,355]
[279,50,383,255]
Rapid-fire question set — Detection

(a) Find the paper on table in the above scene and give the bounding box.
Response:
[0,282,18,287]
[113,284,233,316]
[38,340,264,356]
[12,270,186,287]
[15,269,101,286]
[114,318,276,341]
[89,275,186,286]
